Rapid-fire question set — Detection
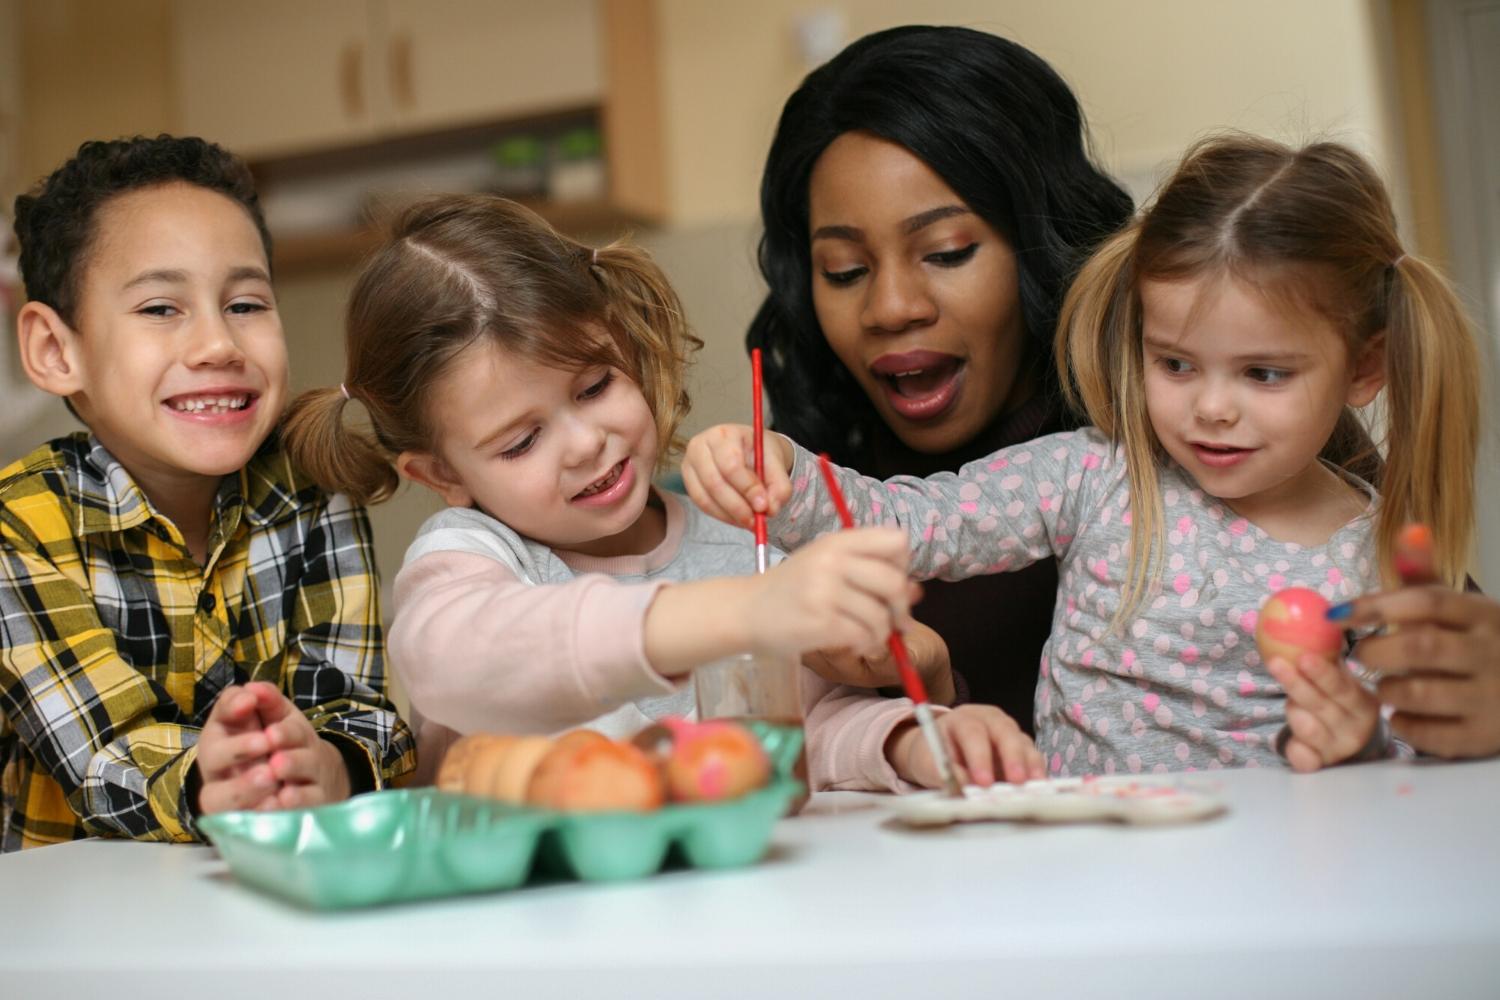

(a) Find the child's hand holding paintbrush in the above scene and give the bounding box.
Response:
[683,424,1045,790]
[1330,524,1500,758]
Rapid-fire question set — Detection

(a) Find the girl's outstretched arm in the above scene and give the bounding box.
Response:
[391,526,916,734]
[768,430,1114,583]
[685,424,1113,588]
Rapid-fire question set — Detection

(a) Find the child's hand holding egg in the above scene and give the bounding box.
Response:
[1258,587,1380,771]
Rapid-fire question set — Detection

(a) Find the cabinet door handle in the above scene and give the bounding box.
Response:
[340,41,364,119]
[390,32,415,111]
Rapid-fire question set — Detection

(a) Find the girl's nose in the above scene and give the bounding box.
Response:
[860,263,938,333]
[1192,379,1239,424]
[560,411,609,469]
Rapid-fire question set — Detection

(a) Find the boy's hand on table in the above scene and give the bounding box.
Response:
[256,692,353,809]
[196,682,283,815]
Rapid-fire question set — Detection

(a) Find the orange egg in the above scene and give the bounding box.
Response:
[435,733,510,794]
[552,728,609,753]
[470,735,555,804]
[665,720,771,803]
[527,738,665,812]
[1256,587,1343,666]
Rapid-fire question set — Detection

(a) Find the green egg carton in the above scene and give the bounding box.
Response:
[199,722,804,910]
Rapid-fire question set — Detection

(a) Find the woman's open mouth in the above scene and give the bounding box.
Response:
[870,351,965,421]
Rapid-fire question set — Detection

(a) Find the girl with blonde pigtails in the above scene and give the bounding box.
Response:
[685,134,1486,775]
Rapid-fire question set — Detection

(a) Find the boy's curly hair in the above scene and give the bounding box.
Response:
[12,134,272,324]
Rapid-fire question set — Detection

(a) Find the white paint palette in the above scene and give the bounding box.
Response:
[892,776,1227,827]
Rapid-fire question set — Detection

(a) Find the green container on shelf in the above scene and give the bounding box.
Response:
[199,722,804,910]
[488,134,547,197]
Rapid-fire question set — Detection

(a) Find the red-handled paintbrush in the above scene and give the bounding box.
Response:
[751,348,769,575]
[817,453,964,797]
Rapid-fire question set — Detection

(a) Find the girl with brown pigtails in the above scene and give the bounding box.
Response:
[685,134,1486,776]
[282,195,1041,790]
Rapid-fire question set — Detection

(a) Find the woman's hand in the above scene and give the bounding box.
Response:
[1338,587,1500,759]
[887,704,1043,787]
[747,527,912,661]
[1265,653,1380,771]
[682,423,794,529]
[802,617,956,705]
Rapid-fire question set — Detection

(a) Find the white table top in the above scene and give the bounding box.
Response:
[4,758,1498,1000]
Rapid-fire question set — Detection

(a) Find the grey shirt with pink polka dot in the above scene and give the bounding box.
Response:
[771,427,1391,776]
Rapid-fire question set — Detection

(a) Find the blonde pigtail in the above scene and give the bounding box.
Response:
[1057,223,1164,626]
[1376,255,1480,587]
[281,385,401,505]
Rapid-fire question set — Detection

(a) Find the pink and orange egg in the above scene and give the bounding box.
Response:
[1255,587,1344,666]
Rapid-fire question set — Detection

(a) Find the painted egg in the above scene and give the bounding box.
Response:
[1256,587,1343,665]
[527,737,665,812]
[1394,523,1437,583]
[664,719,770,803]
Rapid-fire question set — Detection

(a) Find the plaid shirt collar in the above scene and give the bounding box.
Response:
[69,433,306,541]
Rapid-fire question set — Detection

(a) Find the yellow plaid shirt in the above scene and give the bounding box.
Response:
[0,432,415,850]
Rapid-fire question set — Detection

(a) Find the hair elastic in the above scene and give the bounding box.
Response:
[339,383,350,401]
[1392,253,1407,268]
[591,247,599,266]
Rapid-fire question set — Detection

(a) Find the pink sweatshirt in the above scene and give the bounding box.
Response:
[388,491,932,791]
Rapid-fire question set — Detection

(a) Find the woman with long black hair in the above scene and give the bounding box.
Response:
[750,25,1133,729]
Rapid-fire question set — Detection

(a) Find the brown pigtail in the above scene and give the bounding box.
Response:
[281,385,401,505]
[589,243,702,466]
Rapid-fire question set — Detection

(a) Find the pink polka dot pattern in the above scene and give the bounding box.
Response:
[772,428,1382,777]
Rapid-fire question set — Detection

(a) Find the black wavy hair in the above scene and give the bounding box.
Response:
[748,25,1133,463]
[13,134,271,325]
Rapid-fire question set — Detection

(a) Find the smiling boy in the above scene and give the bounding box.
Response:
[0,136,414,850]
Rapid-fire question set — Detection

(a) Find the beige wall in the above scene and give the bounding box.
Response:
[658,0,1407,226]
[14,0,176,194]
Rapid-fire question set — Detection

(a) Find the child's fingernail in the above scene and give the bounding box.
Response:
[1326,602,1354,621]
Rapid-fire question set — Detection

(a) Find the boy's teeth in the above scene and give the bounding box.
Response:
[171,395,250,413]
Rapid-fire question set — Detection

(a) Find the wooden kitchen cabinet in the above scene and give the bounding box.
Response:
[174,0,607,157]
[172,0,379,157]
[380,0,602,134]
[170,0,666,271]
